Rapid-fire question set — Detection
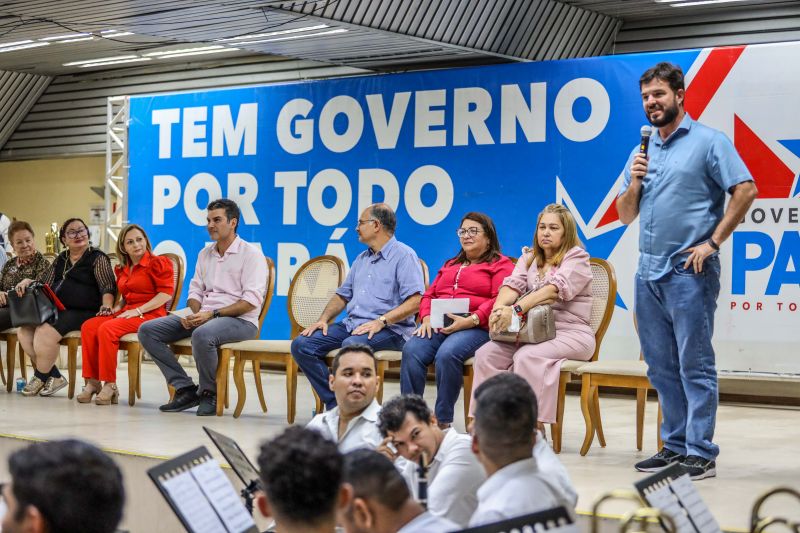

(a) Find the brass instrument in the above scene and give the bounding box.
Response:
[591,489,676,533]
[751,487,800,533]
[620,508,677,533]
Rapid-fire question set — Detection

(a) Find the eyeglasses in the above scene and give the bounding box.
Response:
[65,228,88,239]
[356,218,378,227]
[456,228,483,238]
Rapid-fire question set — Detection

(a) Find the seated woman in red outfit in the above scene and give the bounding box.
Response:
[473,203,594,430]
[400,212,514,428]
[78,224,174,405]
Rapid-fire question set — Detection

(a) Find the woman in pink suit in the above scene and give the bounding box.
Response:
[472,203,594,427]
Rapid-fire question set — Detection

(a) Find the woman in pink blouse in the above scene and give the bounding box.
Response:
[400,212,514,428]
[473,204,595,428]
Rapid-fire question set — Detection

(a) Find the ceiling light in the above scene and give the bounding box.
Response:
[0,40,34,48]
[58,36,95,43]
[217,24,329,42]
[670,0,751,5]
[78,57,152,68]
[0,42,50,53]
[237,28,348,45]
[144,45,225,57]
[40,33,90,41]
[63,54,139,66]
[157,48,239,59]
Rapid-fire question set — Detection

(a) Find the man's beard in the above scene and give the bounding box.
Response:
[647,101,680,127]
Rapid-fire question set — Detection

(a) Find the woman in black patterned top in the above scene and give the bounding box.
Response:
[15,218,116,397]
[0,221,50,331]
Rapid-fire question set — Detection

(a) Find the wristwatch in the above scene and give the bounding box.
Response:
[212,309,221,319]
[470,313,480,326]
[379,315,388,326]
[513,304,525,319]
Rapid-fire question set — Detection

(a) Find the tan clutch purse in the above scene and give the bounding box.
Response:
[490,303,556,345]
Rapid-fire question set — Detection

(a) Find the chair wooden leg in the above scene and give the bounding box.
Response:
[592,386,606,447]
[6,336,16,392]
[551,371,569,454]
[127,345,139,406]
[233,353,247,419]
[136,351,142,399]
[66,338,80,399]
[463,365,474,427]
[215,348,232,416]
[168,385,176,401]
[376,360,388,404]
[636,388,646,451]
[0,341,5,387]
[18,343,27,381]
[252,360,267,413]
[656,399,663,450]
[313,389,323,417]
[287,356,298,424]
[579,375,596,456]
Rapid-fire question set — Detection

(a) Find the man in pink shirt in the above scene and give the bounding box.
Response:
[139,198,267,416]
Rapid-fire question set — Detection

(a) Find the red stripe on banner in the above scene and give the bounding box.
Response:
[599,198,620,227]
[734,115,795,199]
[685,46,746,118]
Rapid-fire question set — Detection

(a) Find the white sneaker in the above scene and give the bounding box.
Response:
[21,376,45,397]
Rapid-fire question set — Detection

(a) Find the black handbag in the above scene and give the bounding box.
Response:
[8,283,60,327]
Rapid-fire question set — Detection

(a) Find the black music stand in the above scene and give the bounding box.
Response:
[456,506,578,533]
[147,446,259,533]
[203,426,262,516]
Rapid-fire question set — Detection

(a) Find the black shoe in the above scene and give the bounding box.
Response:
[196,391,217,417]
[680,455,716,480]
[159,385,199,412]
[634,448,686,472]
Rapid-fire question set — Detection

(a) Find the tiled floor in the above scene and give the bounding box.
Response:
[0,362,797,531]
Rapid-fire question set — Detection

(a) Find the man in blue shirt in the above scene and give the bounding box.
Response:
[291,203,425,410]
[617,62,757,480]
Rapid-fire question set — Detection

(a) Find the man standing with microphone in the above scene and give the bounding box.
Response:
[617,62,757,480]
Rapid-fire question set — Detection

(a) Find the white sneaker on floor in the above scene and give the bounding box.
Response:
[40,376,68,397]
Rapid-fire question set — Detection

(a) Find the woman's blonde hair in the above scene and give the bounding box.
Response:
[116,224,152,267]
[529,203,582,267]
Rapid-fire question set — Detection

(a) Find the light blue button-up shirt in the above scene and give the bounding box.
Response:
[336,236,425,339]
[620,114,753,281]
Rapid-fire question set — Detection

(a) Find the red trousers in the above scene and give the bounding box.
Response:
[81,316,144,382]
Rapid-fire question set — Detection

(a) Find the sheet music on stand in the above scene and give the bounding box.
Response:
[457,506,579,533]
[634,463,721,533]
[147,446,258,533]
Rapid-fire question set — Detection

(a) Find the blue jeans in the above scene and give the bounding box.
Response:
[291,321,405,410]
[400,329,490,424]
[635,256,721,460]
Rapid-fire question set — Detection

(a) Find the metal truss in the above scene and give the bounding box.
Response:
[103,95,129,252]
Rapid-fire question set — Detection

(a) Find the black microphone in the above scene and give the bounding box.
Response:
[639,125,652,157]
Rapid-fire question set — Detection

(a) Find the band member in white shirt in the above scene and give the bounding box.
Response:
[338,449,458,533]
[307,344,382,452]
[469,373,574,526]
[376,394,484,527]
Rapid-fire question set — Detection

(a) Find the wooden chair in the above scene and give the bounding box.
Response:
[64,253,119,398]
[462,257,616,453]
[575,317,663,456]
[119,253,184,406]
[230,255,344,422]
[166,256,275,416]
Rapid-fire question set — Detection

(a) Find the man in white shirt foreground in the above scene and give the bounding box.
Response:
[338,449,458,533]
[376,394,484,527]
[469,373,575,526]
[307,344,382,452]
[256,426,344,533]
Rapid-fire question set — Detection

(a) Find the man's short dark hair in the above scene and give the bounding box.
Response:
[331,343,376,375]
[639,62,685,93]
[370,203,396,235]
[377,394,432,437]
[473,373,538,463]
[343,449,410,511]
[207,198,241,229]
[8,439,124,533]
[258,426,342,526]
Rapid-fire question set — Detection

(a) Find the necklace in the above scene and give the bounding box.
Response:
[62,247,90,280]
